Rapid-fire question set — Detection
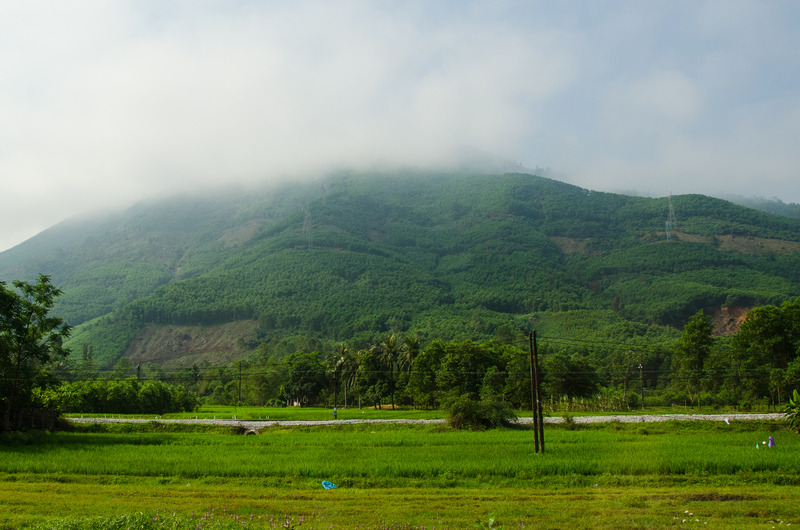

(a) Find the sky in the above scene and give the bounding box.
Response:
[2,0,800,252]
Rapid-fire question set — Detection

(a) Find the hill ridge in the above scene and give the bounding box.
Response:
[2,171,799,368]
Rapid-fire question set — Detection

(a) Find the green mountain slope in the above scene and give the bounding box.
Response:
[2,171,799,368]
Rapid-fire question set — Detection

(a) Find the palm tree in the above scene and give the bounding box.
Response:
[329,344,357,409]
[379,334,400,409]
[401,333,422,373]
[400,333,422,409]
[339,344,359,408]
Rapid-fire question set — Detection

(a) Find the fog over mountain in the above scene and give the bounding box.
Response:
[3,1,800,251]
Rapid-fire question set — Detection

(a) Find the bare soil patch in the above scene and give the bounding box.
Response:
[717,234,800,255]
[125,320,259,368]
[708,305,750,336]
[550,236,594,255]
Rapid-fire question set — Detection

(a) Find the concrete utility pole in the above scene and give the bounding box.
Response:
[333,369,338,420]
[529,331,545,453]
[639,363,645,410]
[534,331,544,453]
[529,332,539,453]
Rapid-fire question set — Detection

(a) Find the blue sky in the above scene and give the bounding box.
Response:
[2,1,800,251]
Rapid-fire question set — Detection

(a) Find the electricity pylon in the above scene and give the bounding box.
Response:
[665,193,677,241]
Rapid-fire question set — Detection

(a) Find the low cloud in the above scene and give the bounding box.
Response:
[2,1,799,251]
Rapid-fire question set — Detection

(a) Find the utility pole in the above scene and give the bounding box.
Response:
[533,331,544,453]
[639,363,645,410]
[529,331,545,453]
[529,332,540,453]
[333,369,338,420]
[237,361,242,407]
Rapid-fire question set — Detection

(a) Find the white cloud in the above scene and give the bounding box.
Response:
[1,1,800,252]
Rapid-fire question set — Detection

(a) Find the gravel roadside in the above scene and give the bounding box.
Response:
[66,412,784,430]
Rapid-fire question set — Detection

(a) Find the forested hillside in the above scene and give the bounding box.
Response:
[2,170,799,370]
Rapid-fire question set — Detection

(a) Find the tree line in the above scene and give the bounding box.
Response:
[57,298,800,415]
[4,274,800,431]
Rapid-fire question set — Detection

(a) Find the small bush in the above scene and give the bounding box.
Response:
[446,394,516,430]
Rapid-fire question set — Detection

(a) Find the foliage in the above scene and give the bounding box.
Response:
[2,172,799,369]
[732,298,800,406]
[472,514,502,530]
[785,389,800,434]
[3,173,800,415]
[671,310,715,408]
[542,350,599,404]
[37,289,800,417]
[54,378,197,415]
[282,352,326,406]
[445,393,517,430]
[0,275,71,430]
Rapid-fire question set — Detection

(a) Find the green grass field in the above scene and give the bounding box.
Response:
[1,417,799,528]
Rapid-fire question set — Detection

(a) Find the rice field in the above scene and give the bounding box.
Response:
[2,420,800,528]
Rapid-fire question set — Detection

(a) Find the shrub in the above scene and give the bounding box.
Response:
[446,394,516,430]
[53,379,197,415]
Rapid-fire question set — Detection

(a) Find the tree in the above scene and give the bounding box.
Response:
[500,344,532,409]
[406,340,446,409]
[542,350,598,409]
[436,340,498,400]
[732,299,800,407]
[378,334,401,409]
[284,352,326,406]
[401,334,422,374]
[607,349,635,409]
[671,310,714,409]
[1,275,71,430]
[112,357,135,380]
[353,347,388,409]
[329,344,358,408]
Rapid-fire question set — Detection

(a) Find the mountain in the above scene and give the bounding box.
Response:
[720,194,800,219]
[2,170,799,369]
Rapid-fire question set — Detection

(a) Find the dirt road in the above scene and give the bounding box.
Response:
[67,412,784,430]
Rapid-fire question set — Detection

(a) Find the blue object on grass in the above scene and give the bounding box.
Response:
[322,480,338,489]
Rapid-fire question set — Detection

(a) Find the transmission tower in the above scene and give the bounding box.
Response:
[665,193,677,241]
[303,205,313,249]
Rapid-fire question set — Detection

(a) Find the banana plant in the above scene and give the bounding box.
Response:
[784,389,800,433]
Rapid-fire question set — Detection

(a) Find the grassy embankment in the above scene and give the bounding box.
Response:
[1,416,799,529]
